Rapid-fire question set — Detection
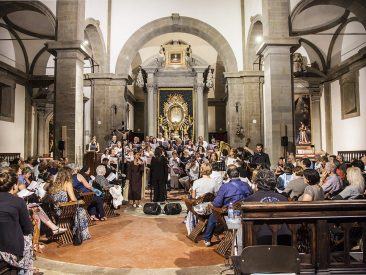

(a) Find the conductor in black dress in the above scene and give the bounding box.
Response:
[149,147,168,202]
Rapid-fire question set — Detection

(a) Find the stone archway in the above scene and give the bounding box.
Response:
[245,15,263,70]
[115,14,238,74]
[85,18,107,73]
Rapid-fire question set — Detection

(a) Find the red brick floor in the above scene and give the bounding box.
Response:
[41,204,223,269]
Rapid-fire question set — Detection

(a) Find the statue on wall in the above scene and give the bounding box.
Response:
[136,67,145,88]
[293,53,306,73]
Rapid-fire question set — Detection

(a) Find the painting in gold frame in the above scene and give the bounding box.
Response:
[168,52,183,65]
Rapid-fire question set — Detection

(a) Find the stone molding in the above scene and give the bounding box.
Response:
[47,41,92,59]
[256,37,299,55]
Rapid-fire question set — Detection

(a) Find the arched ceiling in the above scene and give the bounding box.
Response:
[291,0,366,72]
[0,1,55,75]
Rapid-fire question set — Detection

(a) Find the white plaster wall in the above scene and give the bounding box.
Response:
[290,0,302,12]
[244,0,262,45]
[331,67,366,153]
[110,0,243,72]
[0,26,16,68]
[38,0,56,15]
[0,84,25,157]
[320,86,326,151]
[85,0,108,48]
[341,21,366,62]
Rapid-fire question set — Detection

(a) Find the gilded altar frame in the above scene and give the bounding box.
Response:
[158,88,194,141]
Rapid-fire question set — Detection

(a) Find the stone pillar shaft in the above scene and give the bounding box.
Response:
[310,90,322,152]
[323,83,333,153]
[195,71,205,139]
[52,0,86,164]
[146,71,156,137]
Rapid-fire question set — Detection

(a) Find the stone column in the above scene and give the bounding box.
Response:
[89,73,128,149]
[258,0,298,166]
[322,82,333,153]
[194,68,205,139]
[47,0,88,164]
[310,89,322,153]
[146,70,156,137]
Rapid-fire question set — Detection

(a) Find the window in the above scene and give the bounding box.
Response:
[0,83,15,122]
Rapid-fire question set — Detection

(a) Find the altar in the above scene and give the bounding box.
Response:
[135,40,213,140]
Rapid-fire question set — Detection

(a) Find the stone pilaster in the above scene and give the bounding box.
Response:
[146,69,157,137]
[322,82,333,154]
[87,73,128,149]
[310,89,322,153]
[194,68,206,140]
[47,0,87,164]
[258,0,298,166]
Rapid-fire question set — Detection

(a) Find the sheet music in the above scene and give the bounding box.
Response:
[17,189,34,198]
[107,172,116,182]
[27,181,39,190]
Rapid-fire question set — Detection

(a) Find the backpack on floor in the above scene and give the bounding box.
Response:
[143,203,161,215]
[164,203,182,215]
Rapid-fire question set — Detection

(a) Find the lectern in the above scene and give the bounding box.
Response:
[84,151,102,176]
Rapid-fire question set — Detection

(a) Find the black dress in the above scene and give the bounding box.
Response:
[149,156,168,202]
[128,162,144,200]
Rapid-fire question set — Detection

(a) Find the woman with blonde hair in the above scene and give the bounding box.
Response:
[337,167,365,200]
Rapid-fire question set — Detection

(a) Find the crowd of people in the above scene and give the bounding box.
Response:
[1,132,365,272]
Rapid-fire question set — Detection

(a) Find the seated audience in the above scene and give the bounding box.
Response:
[283,166,306,199]
[0,168,34,274]
[320,162,343,197]
[277,163,294,191]
[299,169,324,201]
[275,157,285,177]
[48,167,91,240]
[68,164,106,221]
[246,169,287,202]
[93,165,113,191]
[191,163,216,199]
[336,167,365,200]
[202,166,252,246]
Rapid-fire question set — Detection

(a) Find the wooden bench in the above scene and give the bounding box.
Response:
[0,260,18,275]
[239,200,366,274]
[78,191,97,226]
[211,201,242,258]
[182,192,215,242]
[54,201,84,246]
[103,190,119,218]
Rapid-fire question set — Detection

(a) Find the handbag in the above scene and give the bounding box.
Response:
[73,202,83,246]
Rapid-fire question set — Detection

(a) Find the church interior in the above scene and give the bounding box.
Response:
[0,0,366,274]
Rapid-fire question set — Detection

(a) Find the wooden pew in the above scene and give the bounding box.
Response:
[103,190,119,218]
[182,192,215,242]
[211,201,242,258]
[54,201,85,246]
[78,191,97,226]
[239,200,366,274]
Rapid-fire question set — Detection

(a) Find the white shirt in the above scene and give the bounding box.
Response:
[192,177,216,198]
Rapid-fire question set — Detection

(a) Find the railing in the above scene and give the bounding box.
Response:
[240,201,366,274]
[338,150,366,163]
[0,153,21,163]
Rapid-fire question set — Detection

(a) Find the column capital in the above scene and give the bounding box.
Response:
[46,41,92,59]
[310,90,322,101]
[256,37,299,56]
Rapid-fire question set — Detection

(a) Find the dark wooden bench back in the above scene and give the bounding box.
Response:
[240,200,366,274]
[232,245,301,274]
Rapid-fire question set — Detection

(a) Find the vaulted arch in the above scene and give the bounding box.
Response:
[115,15,238,75]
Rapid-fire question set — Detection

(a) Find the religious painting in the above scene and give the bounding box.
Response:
[294,95,311,145]
[341,72,360,119]
[169,52,183,65]
[158,88,194,140]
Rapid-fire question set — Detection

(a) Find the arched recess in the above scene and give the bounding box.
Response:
[291,0,366,29]
[245,15,263,70]
[115,15,238,75]
[0,23,29,73]
[299,38,327,71]
[85,18,107,73]
[30,47,53,75]
[327,18,365,68]
[0,1,56,39]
